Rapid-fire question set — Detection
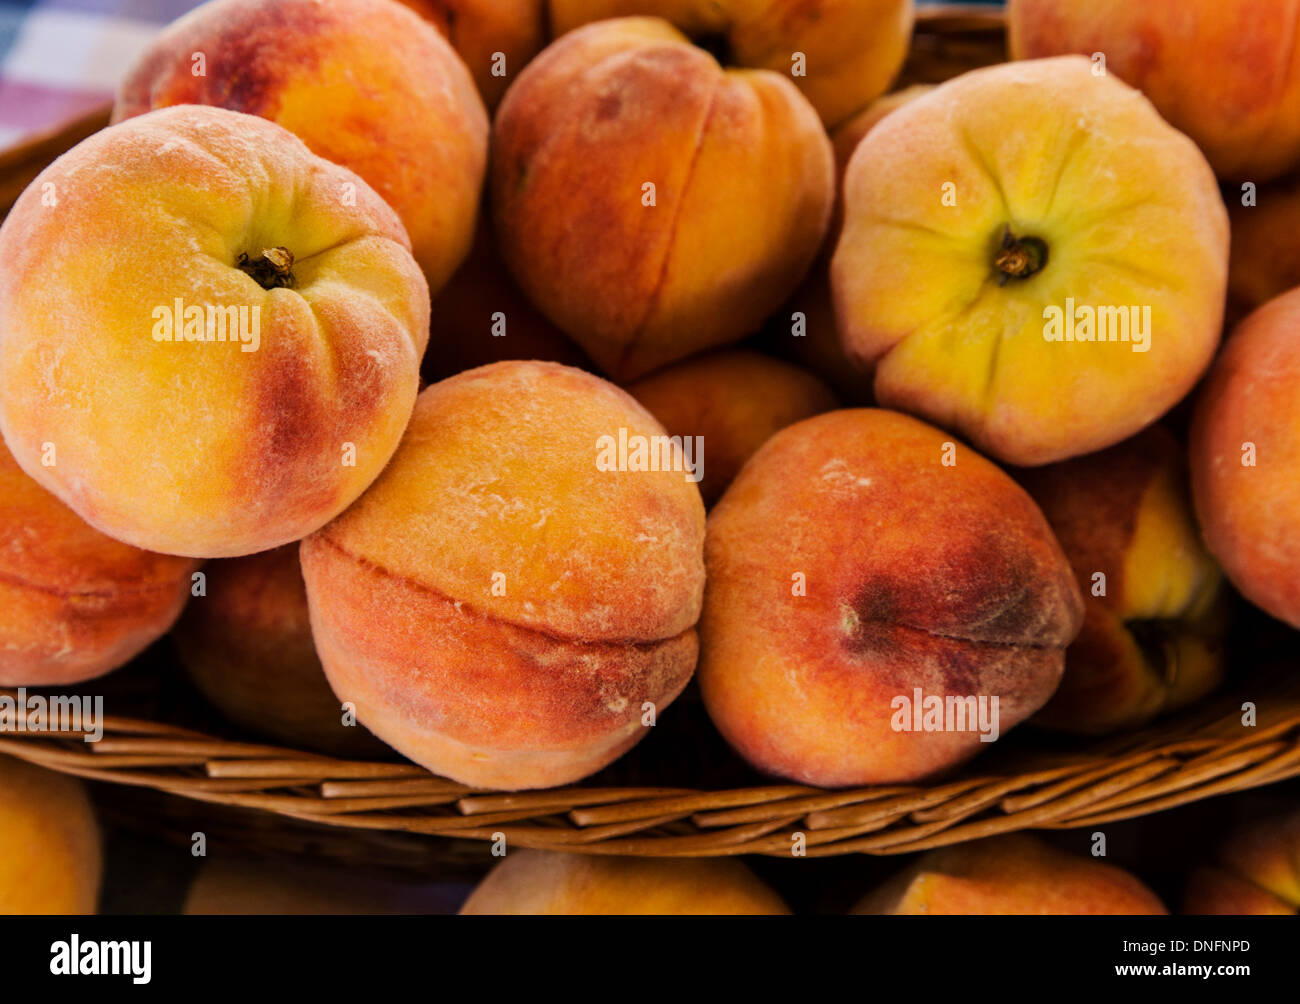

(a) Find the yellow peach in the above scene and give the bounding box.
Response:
[832,57,1228,466]
[0,106,429,558]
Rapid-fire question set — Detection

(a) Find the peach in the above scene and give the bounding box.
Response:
[460,849,788,914]
[770,84,932,402]
[1190,287,1300,629]
[1183,810,1300,915]
[184,856,456,914]
[1016,427,1229,735]
[423,215,593,384]
[491,17,834,381]
[114,0,488,294]
[399,0,548,109]
[0,756,102,914]
[1226,173,1300,326]
[698,408,1083,787]
[832,56,1229,466]
[549,1,914,127]
[1008,0,1300,182]
[853,833,1167,915]
[0,438,197,686]
[300,360,706,789]
[0,106,429,558]
[626,349,837,506]
[172,546,385,758]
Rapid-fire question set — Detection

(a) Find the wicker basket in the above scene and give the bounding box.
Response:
[3,5,1298,865]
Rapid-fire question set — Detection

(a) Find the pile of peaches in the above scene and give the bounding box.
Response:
[1,0,1298,869]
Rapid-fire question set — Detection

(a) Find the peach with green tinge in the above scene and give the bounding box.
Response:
[0,437,198,686]
[460,849,789,914]
[0,106,429,558]
[626,349,838,506]
[853,833,1167,915]
[1190,286,1300,630]
[832,56,1229,466]
[300,360,706,790]
[698,408,1084,787]
[172,546,386,758]
[1009,0,1300,182]
[0,756,102,915]
[1184,810,1300,915]
[115,0,488,294]
[1016,427,1229,735]
[548,0,914,127]
[491,17,834,381]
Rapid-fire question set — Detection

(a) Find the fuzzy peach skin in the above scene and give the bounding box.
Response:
[626,349,838,506]
[399,0,548,109]
[460,849,788,914]
[491,17,834,381]
[1226,174,1300,327]
[1190,287,1300,629]
[1184,810,1300,915]
[698,409,1084,787]
[549,0,913,127]
[0,756,101,914]
[1009,0,1300,182]
[1016,427,1229,736]
[853,833,1167,915]
[0,106,429,558]
[423,214,593,384]
[184,856,456,915]
[832,56,1229,467]
[114,0,488,294]
[300,361,706,790]
[0,439,198,686]
[771,84,932,402]
[172,546,385,758]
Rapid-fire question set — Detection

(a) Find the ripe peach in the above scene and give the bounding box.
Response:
[459,849,788,914]
[301,361,706,789]
[626,349,837,506]
[0,437,197,687]
[115,0,488,294]
[1183,810,1300,915]
[399,0,548,109]
[853,833,1167,915]
[1226,174,1300,326]
[1016,427,1229,735]
[423,216,593,384]
[491,17,834,381]
[172,546,385,758]
[0,106,429,558]
[1190,287,1300,629]
[832,56,1229,466]
[548,0,914,127]
[0,756,102,914]
[184,856,456,914]
[1008,0,1300,182]
[698,408,1083,787]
